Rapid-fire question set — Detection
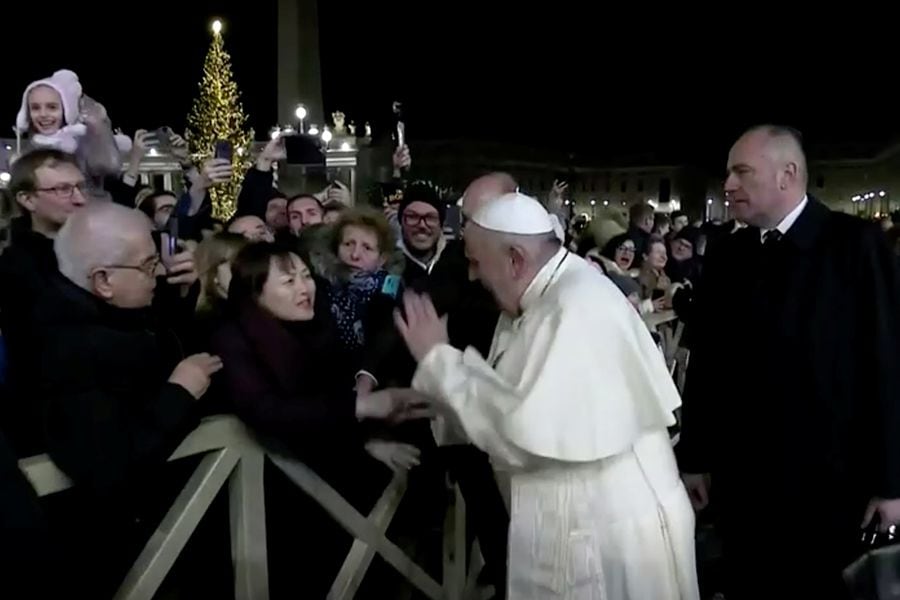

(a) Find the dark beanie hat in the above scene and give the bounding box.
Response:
[398,182,446,224]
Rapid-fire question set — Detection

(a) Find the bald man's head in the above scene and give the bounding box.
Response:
[461,173,517,223]
[724,125,809,229]
[56,203,161,308]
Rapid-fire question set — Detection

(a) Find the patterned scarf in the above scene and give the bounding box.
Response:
[328,269,393,352]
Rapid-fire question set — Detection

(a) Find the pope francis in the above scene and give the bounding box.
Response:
[394,193,699,599]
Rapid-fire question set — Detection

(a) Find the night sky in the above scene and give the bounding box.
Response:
[4,3,897,172]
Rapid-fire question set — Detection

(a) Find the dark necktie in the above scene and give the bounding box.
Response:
[763,229,783,247]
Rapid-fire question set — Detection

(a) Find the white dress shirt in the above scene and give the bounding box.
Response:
[761,195,808,242]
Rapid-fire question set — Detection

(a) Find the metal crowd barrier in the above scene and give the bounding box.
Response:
[18,415,485,600]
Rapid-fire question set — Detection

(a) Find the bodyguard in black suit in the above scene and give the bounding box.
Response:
[678,125,900,599]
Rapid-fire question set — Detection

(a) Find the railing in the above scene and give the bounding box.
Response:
[19,415,483,600]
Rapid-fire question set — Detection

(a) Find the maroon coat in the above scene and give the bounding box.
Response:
[211,301,378,481]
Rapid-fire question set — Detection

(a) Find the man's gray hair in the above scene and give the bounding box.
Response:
[55,202,153,290]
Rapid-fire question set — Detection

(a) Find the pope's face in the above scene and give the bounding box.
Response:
[464,226,521,314]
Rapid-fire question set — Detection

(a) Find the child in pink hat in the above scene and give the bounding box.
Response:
[15,69,131,195]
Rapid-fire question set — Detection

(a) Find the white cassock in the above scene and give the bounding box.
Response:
[413,247,700,600]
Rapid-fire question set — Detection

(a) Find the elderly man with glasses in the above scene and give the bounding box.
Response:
[0,149,200,458]
[37,201,220,594]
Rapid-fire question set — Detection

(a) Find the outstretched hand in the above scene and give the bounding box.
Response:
[356,388,434,423]
[393,291,449,362]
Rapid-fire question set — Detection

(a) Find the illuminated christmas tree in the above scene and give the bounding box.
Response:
[187,19,253,220]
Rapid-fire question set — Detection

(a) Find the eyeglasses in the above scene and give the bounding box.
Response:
[33,182,87,199]
[617,245,636,254]
[103,256,161,277]
[402,212,441,228]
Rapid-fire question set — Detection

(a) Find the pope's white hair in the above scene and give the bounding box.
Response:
[55,202,153,290]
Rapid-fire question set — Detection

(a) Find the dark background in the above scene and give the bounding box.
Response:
[3,3,896,171]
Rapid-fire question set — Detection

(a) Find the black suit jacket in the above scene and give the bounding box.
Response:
[679,198,900,563]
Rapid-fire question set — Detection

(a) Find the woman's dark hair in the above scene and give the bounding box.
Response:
[601,233,632,260]
[228,242,301,310]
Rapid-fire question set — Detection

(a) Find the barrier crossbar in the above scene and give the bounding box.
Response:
[18,415,473,600]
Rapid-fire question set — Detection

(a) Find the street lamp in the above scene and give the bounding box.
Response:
[321,127,333,147]
[879,190,886,198]
[211,19,223,35]
[294,104,307,133]
[590,199,596,217]
[603,200,609,207]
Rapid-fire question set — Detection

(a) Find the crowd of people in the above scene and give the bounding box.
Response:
[2,69,900,600]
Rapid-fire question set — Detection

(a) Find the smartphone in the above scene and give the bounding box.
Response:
[214,140,232,161]
[154,127,173,151]
[160,217,179,268]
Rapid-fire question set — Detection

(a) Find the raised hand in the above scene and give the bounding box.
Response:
[392,144,411,176]
[393,292,449,362]
[257,137,287,170]
[326,180,351,206]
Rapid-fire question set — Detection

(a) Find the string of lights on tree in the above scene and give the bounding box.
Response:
[186,19,253,220]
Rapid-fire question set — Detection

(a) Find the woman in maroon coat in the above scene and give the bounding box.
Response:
[211,242,431,595]
[212,242,430,480]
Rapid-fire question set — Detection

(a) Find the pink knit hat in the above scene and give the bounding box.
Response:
[15,69,83,134]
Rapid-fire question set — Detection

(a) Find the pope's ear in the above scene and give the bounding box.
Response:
[509,244,528,276]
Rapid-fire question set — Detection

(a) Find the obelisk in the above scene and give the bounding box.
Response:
[277,0,324,127]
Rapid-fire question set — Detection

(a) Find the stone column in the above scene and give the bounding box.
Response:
[277,0,324,127]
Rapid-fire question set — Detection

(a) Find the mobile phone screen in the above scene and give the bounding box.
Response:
[214,140,232,161]
[161,217,179,268]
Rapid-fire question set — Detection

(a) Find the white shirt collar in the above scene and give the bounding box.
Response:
[761,194,808,242]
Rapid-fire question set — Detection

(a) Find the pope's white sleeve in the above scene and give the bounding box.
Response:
[412,344,534,468]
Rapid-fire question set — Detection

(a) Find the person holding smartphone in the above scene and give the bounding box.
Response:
[235,138,291,234]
